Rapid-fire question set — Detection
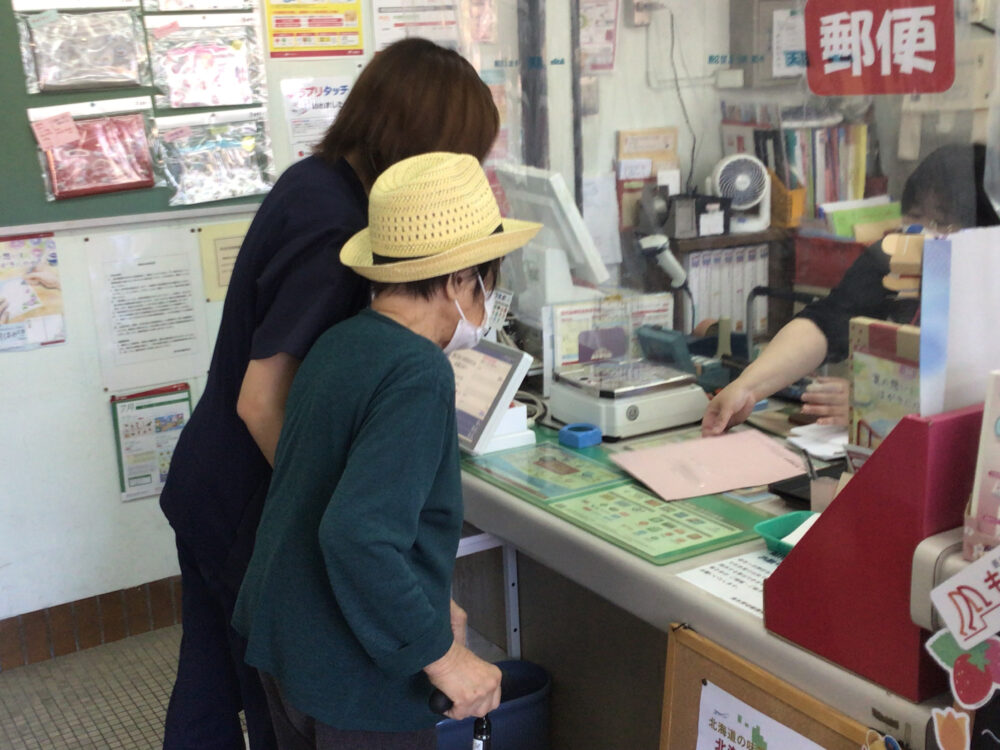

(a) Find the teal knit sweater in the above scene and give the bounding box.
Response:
[233,309,462,731]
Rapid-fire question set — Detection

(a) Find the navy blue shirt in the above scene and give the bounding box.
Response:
[160,156,370,575]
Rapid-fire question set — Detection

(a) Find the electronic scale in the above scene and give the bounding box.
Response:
[549,360,709,439]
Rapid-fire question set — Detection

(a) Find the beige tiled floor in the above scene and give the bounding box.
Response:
[0,624,506,749]
[0,626,181,749]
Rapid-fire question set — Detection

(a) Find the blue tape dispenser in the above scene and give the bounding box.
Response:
[558,422,602,448]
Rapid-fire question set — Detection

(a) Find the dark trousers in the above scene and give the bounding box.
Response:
[163,538,277,750]
[259,673,437,750]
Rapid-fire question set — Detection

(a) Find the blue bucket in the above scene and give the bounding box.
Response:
[436,660,550,750]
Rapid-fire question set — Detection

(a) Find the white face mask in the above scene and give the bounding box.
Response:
[444,275,494,354]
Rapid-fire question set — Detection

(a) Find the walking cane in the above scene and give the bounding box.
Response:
[430,672,506,750]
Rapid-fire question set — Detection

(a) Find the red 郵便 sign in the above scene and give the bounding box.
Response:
[805,0,955,95]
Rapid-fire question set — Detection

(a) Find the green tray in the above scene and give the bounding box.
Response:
[753,511,817,555]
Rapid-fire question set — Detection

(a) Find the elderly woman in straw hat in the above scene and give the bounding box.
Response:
[232,152,541,750]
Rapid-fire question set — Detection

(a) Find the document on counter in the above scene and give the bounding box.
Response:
[610,429,805,502]
[678,551,783,618]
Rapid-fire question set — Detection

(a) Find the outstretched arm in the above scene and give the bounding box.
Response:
[701,317,829,436]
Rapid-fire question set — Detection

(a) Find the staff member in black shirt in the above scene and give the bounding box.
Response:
[702,143,999,436]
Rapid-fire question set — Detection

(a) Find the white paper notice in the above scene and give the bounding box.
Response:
[281,77,353,161]
[579,0,618,73]
[372,0,460,52]
[772,8,806,78]
[696,681,824,750]
[88,229,209,392]
[582,174,622,265]
[678,551,782,618]
[107,255,198,363]
[617,158,652,180]
[699,210,725,237]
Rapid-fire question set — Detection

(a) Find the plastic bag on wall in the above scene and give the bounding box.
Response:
[16,8,151,93]
[155,108,275,205]
[27,98,163,201]
[145,14,267,109]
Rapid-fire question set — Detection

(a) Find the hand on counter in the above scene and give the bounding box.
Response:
[800,376,850,426]
[701,380,758,436]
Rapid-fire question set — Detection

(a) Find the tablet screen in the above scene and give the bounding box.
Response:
[450,340,530,453]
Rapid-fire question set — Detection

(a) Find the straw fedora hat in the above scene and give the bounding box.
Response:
[341,152,542,283]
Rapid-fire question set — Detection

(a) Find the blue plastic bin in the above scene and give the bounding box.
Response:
[436,660,550,750]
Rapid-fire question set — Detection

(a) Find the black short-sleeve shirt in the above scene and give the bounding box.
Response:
[160,156,370,573]
[795,240,919,363]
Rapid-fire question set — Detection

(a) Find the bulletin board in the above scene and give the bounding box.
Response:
[660,624,869,750]
[0,9,265,230]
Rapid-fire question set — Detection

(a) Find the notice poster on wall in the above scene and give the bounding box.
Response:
[696,681,824,750]
[264,0,364,58]
[0,233,66,352]
[280,77,353,161]
[372,0,460,51]
[88,227,209,392]
[198,219,251,301]
[579,0,618,74]
[111,384,192,502]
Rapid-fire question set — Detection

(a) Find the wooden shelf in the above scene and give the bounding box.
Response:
[669,227,790,254]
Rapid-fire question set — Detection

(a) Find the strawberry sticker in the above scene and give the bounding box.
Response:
[927,629,1000,709]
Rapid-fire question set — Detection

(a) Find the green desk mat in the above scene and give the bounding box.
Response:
[463,430,772,566]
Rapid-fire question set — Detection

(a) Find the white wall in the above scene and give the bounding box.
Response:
[581,1,730,191]
[0,216,231,618]
[0,55,370,623]
[0,0,530,621]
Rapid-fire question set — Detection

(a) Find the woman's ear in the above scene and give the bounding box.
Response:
[444,272,462,302]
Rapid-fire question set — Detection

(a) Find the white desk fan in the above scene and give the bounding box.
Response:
[709,154,771,233]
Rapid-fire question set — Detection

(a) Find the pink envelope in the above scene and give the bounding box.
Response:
[611,429,805,501]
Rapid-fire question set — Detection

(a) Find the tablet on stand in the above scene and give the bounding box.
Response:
[450,340,535,455]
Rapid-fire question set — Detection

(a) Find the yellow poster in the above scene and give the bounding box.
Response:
[199,220,251,301]
[264,0,364,58]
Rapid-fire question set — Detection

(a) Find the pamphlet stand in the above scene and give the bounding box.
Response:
[763,404,983,702]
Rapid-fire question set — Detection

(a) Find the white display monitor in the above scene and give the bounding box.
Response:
[449,339,533,454]
[493,163,611,322]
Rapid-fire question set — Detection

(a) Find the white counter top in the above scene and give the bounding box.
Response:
[462,470,950,749]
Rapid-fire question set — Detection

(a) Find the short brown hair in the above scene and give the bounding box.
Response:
[316,39,499,185]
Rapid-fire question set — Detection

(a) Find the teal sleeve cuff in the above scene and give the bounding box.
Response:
[372,618,454,680]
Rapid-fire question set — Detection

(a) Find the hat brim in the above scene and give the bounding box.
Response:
[341,218,543,283]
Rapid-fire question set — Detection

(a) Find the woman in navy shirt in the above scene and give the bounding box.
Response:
[159,39,501,750]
